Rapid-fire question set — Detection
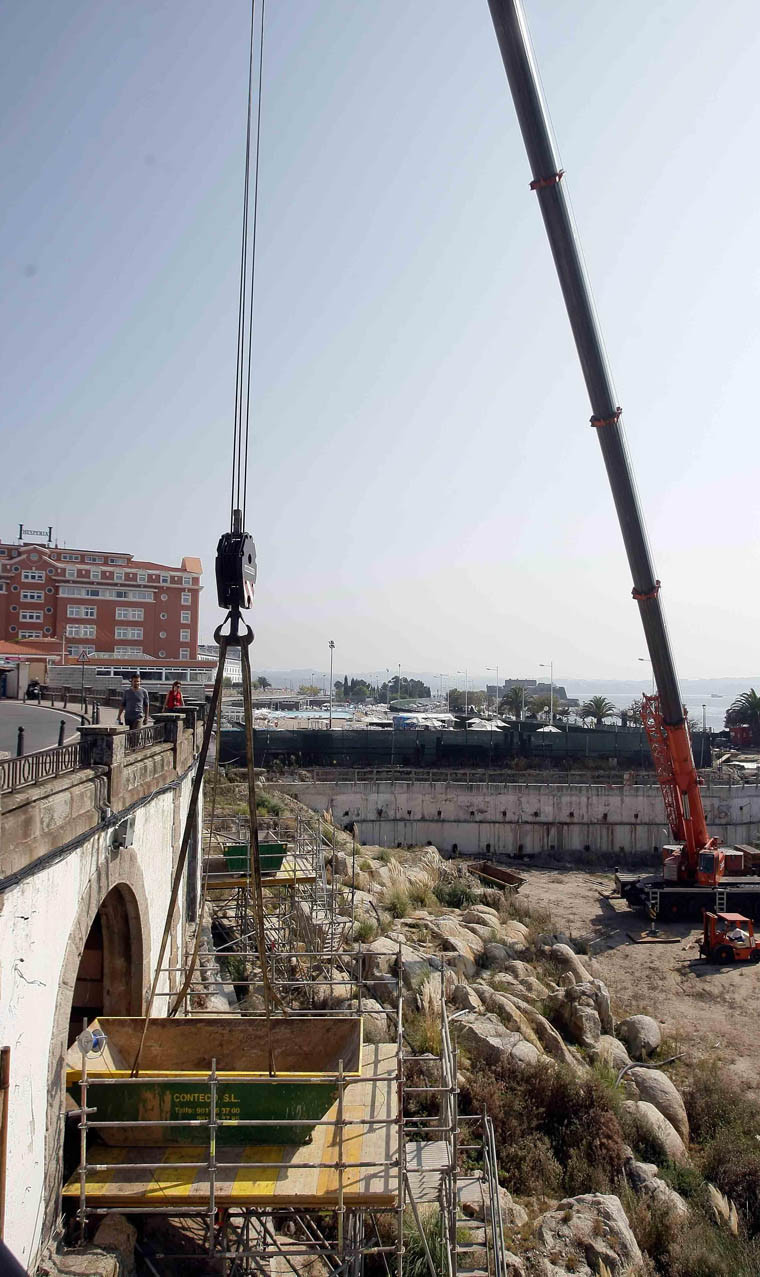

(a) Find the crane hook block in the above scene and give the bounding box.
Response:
[215,530,257,610]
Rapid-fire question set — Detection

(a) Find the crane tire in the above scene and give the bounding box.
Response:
[750,950,760,963]
[714,945,735,964]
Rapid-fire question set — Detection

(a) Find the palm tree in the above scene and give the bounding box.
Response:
[581,695,617,728]
[527,693,552,720]
[726,689,760,745]
[499,687,525,720]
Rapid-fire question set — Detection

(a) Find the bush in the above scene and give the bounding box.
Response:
[433,880,476,909]
[463,1057,626,1198]
[681,1063,760,1236]
[384,887,411,919]
[353,917,377,943]
[408,880,434,909]
[624,1191,760,1277]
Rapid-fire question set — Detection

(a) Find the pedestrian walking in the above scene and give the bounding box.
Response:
[117,674,150,729]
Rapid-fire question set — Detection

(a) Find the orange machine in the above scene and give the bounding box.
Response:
[699,912,760,963]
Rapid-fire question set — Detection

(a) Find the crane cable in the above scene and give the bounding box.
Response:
[230,0,266,533]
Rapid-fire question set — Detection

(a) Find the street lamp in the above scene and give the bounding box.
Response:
[487,665,499,717]
[638,657,655,694]
[457,669,468,725]
[539,661,553,722]
[328,640,335,728]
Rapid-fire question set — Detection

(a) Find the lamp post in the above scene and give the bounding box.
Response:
[397,663,401,703]
[457,669,468,726]
[539,661,553,722]
[487,665,499,717]
[328,640,335,728]
[638,656,655,695]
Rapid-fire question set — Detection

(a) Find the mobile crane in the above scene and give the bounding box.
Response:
[486,0,760,919]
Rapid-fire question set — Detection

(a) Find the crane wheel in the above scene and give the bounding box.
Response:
[714,945,735,964]
[750,950,760,963]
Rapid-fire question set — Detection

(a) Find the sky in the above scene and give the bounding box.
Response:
[3,0,760,687]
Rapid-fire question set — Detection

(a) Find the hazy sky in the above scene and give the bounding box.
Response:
[3,0,760,685]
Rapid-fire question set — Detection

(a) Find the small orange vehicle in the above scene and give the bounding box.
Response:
[700,912,760,963]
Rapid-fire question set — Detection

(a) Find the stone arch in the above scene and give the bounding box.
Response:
[41,850,152,1254]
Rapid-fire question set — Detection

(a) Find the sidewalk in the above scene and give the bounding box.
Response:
[39,695,122,727]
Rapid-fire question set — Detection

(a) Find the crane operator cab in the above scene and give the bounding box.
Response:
[662,844,725,887]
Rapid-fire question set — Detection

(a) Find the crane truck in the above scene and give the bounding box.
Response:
[486,0,760,920]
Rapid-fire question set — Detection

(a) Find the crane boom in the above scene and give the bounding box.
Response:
[486,0,717,876]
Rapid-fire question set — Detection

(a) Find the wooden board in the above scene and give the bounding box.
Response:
[206,870,317,890]
[62,1044,398,1209]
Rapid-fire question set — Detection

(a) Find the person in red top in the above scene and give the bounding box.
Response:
[163,680,184,711]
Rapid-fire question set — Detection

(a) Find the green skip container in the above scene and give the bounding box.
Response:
[66,1015,363,1146]
[223,841,287,876]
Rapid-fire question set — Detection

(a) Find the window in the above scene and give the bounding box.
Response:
[115,607,143,620]
[90,569,100,580]
[85,589,101,598]
[21,570,45,582]
[61,553,80,561]
[115,626,143,639]
[67,624,96,638]
[68,606,82,617]
[160,574,169,584]
[160,612,167,620]
[115,646,143,656]
[19,630,42,639]
[181,592,191,605]
[183,575,192,586]
[95,668,114,677]
[69,644,95,657]
[21,590,43,601]
[181,611,190,623]
[83,606,96,618]
[108,556,127,565]
[66,567,77,578]
[180,648,189,659]
[137,572,147,583]
[158,650,166,657]
[180,629,190,642]
[114,571,124,581]
[85,555,103,563]
[20,610,43,621]
[159,631,166,639]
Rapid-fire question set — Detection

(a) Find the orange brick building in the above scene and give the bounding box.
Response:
[0,540,202,661]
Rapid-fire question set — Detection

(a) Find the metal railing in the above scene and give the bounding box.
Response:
[0,739,92,794]
[125,722,169,753]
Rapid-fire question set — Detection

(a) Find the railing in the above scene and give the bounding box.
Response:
[125,722,169,753]
[0,739,93,795]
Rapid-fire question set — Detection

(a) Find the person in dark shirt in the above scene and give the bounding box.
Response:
[117,674,150,729]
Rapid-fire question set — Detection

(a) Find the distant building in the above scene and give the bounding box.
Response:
[198,642,240,683]
[0,538,202,661]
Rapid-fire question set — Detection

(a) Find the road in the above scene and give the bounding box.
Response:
[0,700,83,756]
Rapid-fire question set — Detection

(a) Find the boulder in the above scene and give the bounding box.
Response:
[594,1034,631,1073]
[483,942,511,970]
[472,985,544,1053]
[546,985,601,1050]
[451,983,484,1014]
[360,996,393,1043]
[462,905,502,927]
[639,1176,689,1220]
[502,992,584,1071]
[617,1015,661,1060]
[503,1253,527,1277]
[457,1012,540,1069]
[460,1182,528,1229]
[622,1100,689,1165]
[532,1193,643,1277]
[464,922,499,943]
[440,935,479,978]
[551,942,593,985]
[91,1215,136,1276]
[628,1067,689,1144]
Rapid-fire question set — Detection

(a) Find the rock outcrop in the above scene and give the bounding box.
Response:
[622,1099,689,1165]
[456,1011,540,1069]
[531,1193,643,1276]
[627,1067,689,1144]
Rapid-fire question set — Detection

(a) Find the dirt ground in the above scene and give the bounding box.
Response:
[517,868,760,1097]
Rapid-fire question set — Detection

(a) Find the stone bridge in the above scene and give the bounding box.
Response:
[0,712,202,1270]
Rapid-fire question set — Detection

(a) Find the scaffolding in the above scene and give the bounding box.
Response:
[64,956,508,1277]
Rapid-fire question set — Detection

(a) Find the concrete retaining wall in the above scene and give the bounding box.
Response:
[276,778,760,862]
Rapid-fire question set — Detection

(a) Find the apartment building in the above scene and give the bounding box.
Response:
[0,539,202,660]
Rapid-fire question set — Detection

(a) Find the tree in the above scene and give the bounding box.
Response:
[526,693,551,719]
[343,675,349,700]
[449,688,486,713]
[499,687,525,719]
[726,688,760,745]
[299,683,321,696]
[617,698,644,729]
[580,695,617,728]
[254,676,271,690]
[379,677,432,702]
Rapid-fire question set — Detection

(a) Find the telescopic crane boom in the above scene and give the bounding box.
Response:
[486,0,722,887]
